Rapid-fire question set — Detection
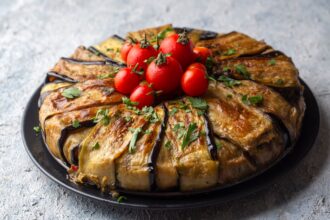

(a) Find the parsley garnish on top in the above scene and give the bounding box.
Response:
[92,142,100,150]
[61,87,81,99]
[223,48,236,56]
[268,58,276,66]
[218,75,241,88]
[72,120,80,128]
[187,97,208,115]
[33,126,41,135]
[93,109,110,125]
[141,106,159,123]
[181,123,199,150]
[242,94,263,106]
[129,127,142,153]
[235,64,250,79]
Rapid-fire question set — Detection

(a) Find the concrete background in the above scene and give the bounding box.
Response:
[0,0,329,219]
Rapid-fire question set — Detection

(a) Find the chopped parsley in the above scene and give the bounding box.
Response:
[275,78,284,85]
[215,140,222,150]
[92,142,100,150]
[181,123,199,150]
[205,56,215,70]
[218,75,241,88]
[235,64,250,79]
[169,107,178,116]
[124,115,132,122]
[33,126,41,134]
[141,106,159,123]
[61,87,81,99]
[129,127,142,153]
[117,195,127,203]
[223,48,236,56]
[97,67,119,79]
[222,66,230,72]
[72,120,80,128]
[242,94,263,106]
[122,97,139,107]
[164,140,172,149]
[187,97,208,115]
[268,58,276,66]
[93,109,110,125]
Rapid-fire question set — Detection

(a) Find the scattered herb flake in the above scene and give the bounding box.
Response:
[205,56,215,70]
[141,106,159,123]
[164,140,172,149]
[268,58,276,66]
[61,87,81,99]
[218,75,241,88]
[122,97,139,107]
[235,64,250,79]
[72,120,80,128]
[275,78,284,85]
[124,115,132,122]
[93,109,110,125]
[181,123,199,150]
[117,195,127,203]
[242,94,263,106]
[215,140,222,149]
[129,127,142,153]
[223,48,236,56]
[187,97,208,115]
[92,142,100,150]
[33,126,41,134]
[169,107,178,116]
[222,66,230,72]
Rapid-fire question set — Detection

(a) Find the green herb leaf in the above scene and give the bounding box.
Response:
[235,64,250,79]
[169,107,178,116]
[205,56,215,70]
[122,97,139,106]
[93,109,110,125]
[61,87,81,99]
[242,95,263,105]
[141,106,159,123]
[92,142,100,150]
[181,123,199,150]
[164,140,172,149]
[117,195,127,203]
[218,75,241,88]
[97,67,119,79]
[129,127,142,153]
[72,120,80,128]
[222,66,230,72]
[275,78,284,85]
[215,140,222,149]
[33,126,41,134]
[187,97,208,115]
[124,115,132,122]
[223,48,236,56]
[268,58,276,66]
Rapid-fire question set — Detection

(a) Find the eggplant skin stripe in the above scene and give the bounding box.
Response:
[38,24,305,192]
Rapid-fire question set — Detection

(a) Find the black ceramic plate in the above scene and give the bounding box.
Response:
[21,79,319,210]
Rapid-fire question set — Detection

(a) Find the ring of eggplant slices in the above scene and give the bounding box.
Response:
[38,24,305,193]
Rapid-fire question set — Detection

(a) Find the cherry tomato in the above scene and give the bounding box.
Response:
[130,85,154,109]
[159,33,194,69]
[114,68,140,95]
[126,43,157,72]
[146,53,183,94]
[121,42,133,62]
[187,62,207,72]
[181,68,208,96]
[193,47,212,64]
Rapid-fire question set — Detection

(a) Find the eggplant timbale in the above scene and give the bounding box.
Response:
[39,24,305,192]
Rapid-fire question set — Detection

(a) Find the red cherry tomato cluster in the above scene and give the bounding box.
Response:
[116,31,213,108]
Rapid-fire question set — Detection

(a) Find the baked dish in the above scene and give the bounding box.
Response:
[38,24,305,192]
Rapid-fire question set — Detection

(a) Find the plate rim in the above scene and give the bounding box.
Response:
[21,78,320,210]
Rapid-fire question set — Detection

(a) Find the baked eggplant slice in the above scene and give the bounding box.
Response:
[39,79,123,129]
[226,80,302,141]
[70,46,106,62]
[196,31,271,60]
[126,24,175,43]
[163,100,218,191]
[90,35,125,63]
[38,82,73,107]
[76,105,151,191]
[216,138,256,185]
[206,83,285,166]
[43,106,106,164]
[115,106,166,191]
[48,57,120,82]
[213,55,300,88]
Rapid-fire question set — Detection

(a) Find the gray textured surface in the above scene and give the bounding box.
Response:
[0,0,329,219]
